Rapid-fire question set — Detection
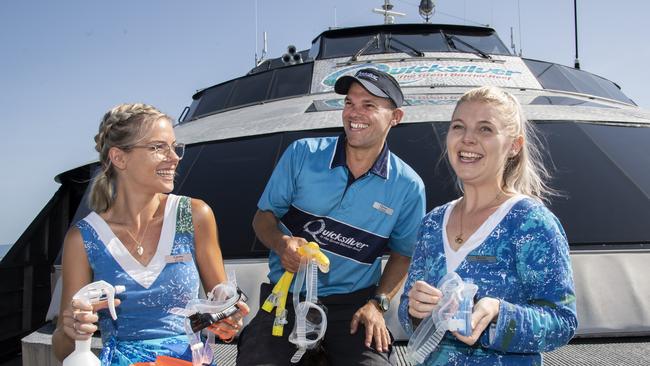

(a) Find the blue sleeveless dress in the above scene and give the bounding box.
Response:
[77,194,207,365]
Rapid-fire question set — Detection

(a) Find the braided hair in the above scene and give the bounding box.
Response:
[89,103,171,212]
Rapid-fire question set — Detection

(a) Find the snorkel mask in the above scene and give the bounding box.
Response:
[288,242,330,363]
[407,272,478,364]
[169,273,247,366]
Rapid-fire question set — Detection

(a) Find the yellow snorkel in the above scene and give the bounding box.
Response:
[261,242,329,337]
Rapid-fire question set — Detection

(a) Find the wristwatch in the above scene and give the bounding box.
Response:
[370,294,390,313]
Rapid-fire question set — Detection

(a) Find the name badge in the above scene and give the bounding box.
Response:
[165,253,193,263]
[466,255,497,263]
[372,201,394,216]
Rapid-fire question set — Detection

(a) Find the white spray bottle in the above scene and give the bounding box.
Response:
[62,280,125,366]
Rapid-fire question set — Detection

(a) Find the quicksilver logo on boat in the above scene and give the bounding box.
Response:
[322,63,522,87]
[303,219,370,251]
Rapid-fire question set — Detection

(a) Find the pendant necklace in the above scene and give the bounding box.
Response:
[455,191,503,245]
[455,200,465,244]
[125,219,151,256]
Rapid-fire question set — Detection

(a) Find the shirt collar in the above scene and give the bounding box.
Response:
[330,134,389,179]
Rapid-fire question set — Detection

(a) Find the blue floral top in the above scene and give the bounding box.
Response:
[398,196,577,365]
[77,194,204,365]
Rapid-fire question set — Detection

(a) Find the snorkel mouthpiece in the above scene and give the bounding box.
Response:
[169,273,247,366]
[298,242,330,273]
[289,242,330,363]
[407,272,478,364]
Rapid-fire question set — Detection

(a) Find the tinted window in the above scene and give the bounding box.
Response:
[227,71,274,108]
[192,82,234,118]
[387,33,448,54]
[388,123,458,211]
[268,63,313,99]
[538,122,650,245]
[319,30,509,59]
[524,59,635,104]
[447,32,509,55]
[321,34,384,59]
[174,135,284,258]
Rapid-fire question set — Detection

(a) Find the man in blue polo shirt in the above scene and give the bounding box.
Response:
[237,68,426,365]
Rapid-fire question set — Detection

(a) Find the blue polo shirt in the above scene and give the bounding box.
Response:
[258,135,426,296]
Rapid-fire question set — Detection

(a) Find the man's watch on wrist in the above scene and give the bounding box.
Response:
[369,293,390,313]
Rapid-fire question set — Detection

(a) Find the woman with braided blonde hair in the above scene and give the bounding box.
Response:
[53,103,249,365]
[399,87,577,365]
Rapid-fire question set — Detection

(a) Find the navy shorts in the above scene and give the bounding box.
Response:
[237,283,396,366]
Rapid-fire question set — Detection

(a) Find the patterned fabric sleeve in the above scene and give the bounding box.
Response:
[481,204,578,353]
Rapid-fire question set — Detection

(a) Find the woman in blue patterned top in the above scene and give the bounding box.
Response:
[52,103,249,365]
[399,86,577,365]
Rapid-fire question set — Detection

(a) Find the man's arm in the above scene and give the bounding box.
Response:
[350,251,411,353]
[375,251,411,300]
[252,209,306,273]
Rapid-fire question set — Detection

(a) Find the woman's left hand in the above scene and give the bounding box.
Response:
[452,297,500,346]
[207,301,250,342]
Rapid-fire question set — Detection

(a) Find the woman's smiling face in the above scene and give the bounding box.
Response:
[446,100,518,188]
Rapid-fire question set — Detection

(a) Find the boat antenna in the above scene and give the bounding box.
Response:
[517,0,523,56]
[573,0,580,69]
[418,0,435,23]
[254,0,267,67]
[257,32,268,66]
[372,0,405,24]
[510,27,517,55]
[334,6,338,28]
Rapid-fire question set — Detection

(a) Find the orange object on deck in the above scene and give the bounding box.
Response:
[130,355,193,366]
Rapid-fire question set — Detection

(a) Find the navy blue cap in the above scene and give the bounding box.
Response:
[334,68,404,108]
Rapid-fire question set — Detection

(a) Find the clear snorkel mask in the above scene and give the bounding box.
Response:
[169,272,247,366]
[407,272,478,365]
[288,242,330,363]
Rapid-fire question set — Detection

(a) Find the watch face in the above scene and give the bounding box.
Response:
[375,295,389,311]
[380,297,389,311]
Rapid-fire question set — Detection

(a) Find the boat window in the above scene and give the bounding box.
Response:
[537,122,650,245]
[173,134,284,259]
[442,31,509,55]
[192,82,234,119]
[227,71,274,108]
[524,59,635,105]
[318,30,509,59]
[186,63,313,121]
[268,62,313,99]
[321,34,385,59]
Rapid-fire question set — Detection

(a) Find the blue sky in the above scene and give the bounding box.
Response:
[1,0,648,245]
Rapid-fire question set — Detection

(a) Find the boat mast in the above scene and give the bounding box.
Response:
[574,0,580,69]
[372,0,405,24]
